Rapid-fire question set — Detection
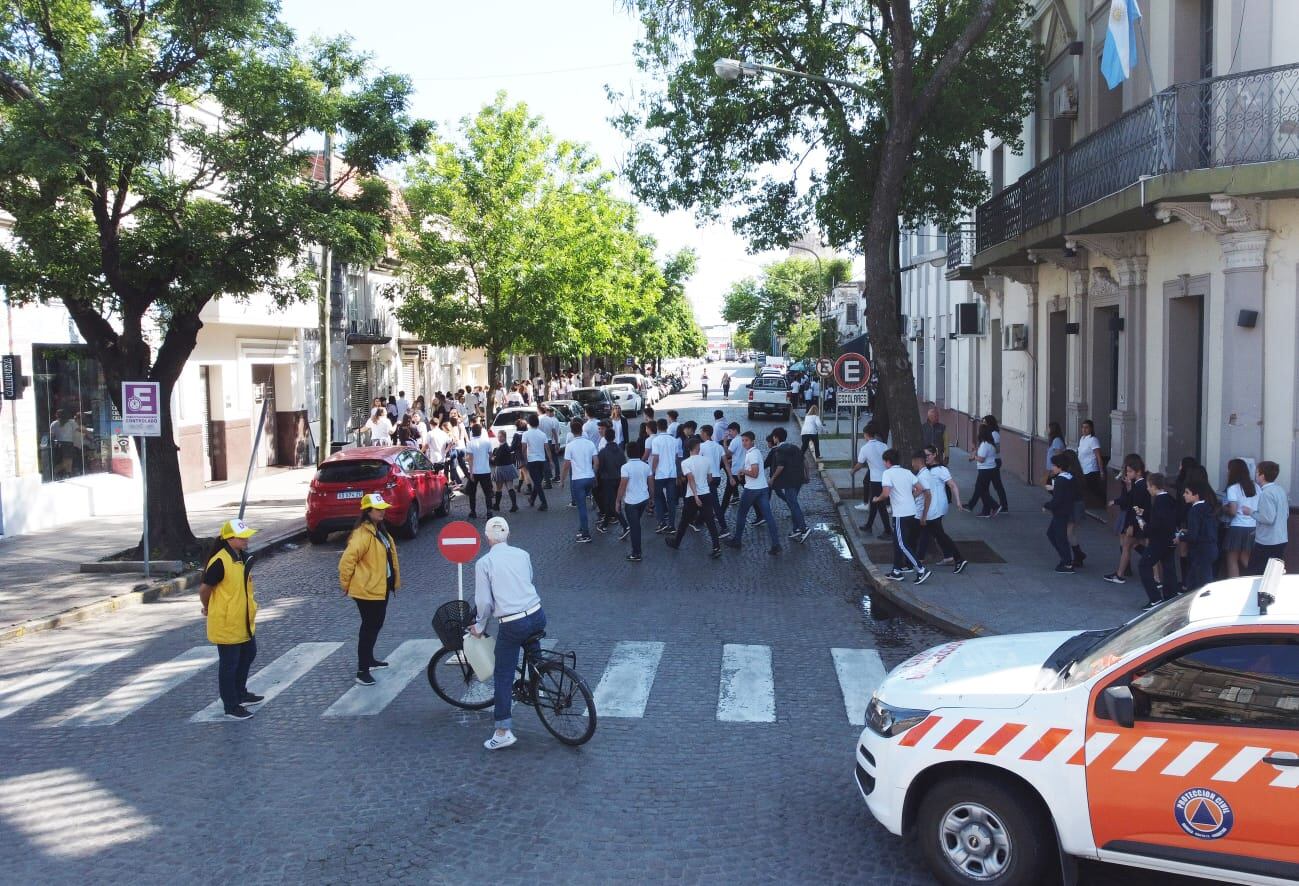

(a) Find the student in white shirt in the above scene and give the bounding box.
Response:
[913,447,967,573]
[394,392,409,421]
[617,439,654,561]
[982,414,1010,513]
[964,425,1001,517]
[666,435,722,556]
[561,418,598,542]
[849,424,890,535]
[363,407,393,446]
[874,448,931,584]
[521,414,551,510]
[1222,457,1260,578]
[422,422,451,468]
[698,424,730,536]
[648,418,681,532]
[800,404,825,458]
[722,431,782,554]
[1076,419,1104,507]
[539,407,562,485]
[719,422,745,514]
[464,423,496,518]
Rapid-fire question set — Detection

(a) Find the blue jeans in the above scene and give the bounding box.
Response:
[571,477,594,533]
[773,485,806,532]
[624,500,648,556]
[731,487,779,548]
[653,477,679,529]
[217,637,257,713]
[493,608,546,729]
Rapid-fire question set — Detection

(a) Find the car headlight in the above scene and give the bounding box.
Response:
[864,694,931,738]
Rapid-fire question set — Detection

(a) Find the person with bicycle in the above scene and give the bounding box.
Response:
[468,516,544,750]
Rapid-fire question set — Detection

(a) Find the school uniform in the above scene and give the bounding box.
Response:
[1138,491,1180,603]
[1044,471,1078,568]
[1184,500,1219,591]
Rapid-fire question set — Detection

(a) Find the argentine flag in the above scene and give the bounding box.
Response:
[1100,0,1141,90]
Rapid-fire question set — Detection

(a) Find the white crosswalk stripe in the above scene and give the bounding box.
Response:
[830,648,886,726]
[593,641,664,718]
[49,646,218,727]
[717,644,775,723]
[0,649,133,720]
[190,642,342,723]
[322,639,439,718]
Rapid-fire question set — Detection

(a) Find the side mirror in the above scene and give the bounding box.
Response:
[1102,685,1135,728]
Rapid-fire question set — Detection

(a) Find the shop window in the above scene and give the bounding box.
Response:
[34,344,115,483]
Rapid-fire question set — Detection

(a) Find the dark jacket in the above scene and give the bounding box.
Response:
[1185,500,1218,552]
[1045,471,1078,517]
[1115,476,1151,534]
[1143,491,1179,548]
[769,442,805,490]
[596,442,627,480]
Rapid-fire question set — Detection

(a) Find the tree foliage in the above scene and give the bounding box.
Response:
[0,1,428,555]
[395,95,704,379]
[722,255,850,355]
[614,0,1040,453]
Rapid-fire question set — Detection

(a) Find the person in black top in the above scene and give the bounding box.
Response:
[1136,472,1180,608]
[1181,481,1219,591]
[1043,453,1078,573]
[1104,454,1149,584]
[490,430,519,513]
[595,426,629,534]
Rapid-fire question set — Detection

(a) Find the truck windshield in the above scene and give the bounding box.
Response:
[1060,593,1198,688]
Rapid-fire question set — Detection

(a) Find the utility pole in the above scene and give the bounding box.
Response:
[316,130,333,466]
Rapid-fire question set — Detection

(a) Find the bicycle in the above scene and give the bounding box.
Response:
[426,601,597,747]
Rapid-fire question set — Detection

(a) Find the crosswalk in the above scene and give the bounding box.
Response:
[0,640,888,729]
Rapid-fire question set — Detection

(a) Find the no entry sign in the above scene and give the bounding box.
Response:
[834,353,872,390]
[437,521,481,564]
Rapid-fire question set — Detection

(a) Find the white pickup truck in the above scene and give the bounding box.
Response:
[747,374,791,421]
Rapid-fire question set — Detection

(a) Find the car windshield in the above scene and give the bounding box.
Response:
[491,409,534,428]
[316,460,389,484]
[1059,592,1198,688]
[612,376,638,386]
[572,389,606,403]
[751,377,789,390]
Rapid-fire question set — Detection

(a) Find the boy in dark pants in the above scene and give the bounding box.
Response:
[1137,472,1179,609]
[1043,454,1077,573]
[1181,482,1218,591]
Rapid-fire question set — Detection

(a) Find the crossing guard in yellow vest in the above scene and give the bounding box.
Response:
[199,519,263,721]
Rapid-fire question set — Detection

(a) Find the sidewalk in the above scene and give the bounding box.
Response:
[0,467,313,640]
[813,435,1146,636]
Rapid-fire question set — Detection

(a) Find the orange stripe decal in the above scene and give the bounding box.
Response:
[934,718,983,751]
[1020,727,1071,762]
[975,723,1027,756]
[1066,746,1086,765]
[898,715,943,748]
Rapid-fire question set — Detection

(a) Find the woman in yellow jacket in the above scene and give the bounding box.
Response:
[199,519,262,721]
[339,493,402,686]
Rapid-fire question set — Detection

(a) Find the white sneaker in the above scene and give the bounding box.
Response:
[484,731,517,750]
[853,503,869,511]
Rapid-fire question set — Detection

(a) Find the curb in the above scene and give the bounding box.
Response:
[808,447,990,640]
[0,523,308,646]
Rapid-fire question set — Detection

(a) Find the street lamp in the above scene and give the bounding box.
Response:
[788,243,832,416]
[713,57,869,93]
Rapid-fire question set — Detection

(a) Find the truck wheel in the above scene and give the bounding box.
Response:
[916,775,1053,886]
[747,407,755,420]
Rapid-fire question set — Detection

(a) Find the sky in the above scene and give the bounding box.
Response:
[275,0,788,327]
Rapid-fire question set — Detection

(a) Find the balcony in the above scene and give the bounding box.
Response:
[972,62,1299,267]
[945,223,977,280]
[347,305,393,345]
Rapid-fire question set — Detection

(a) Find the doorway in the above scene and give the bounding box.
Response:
[1048,310,1067,430]
[1165,287,1205,469]
[251,365,279,468]
[1090,306,1119,453]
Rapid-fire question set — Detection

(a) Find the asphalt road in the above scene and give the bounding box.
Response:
[0,362,1206,885]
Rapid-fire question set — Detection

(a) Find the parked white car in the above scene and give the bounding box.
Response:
[604,383,643,416]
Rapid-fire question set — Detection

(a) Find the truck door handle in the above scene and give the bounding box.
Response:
[1264,754,1299,767]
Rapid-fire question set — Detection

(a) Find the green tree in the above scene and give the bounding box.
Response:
[721,255,849,356]
[614,0,1039,455]
[0,3,427,556]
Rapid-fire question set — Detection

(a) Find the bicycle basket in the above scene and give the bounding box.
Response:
[432,600,475,650]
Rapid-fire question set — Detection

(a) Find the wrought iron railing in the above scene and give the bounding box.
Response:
[946,223,976,271]
[972,62,1299,254]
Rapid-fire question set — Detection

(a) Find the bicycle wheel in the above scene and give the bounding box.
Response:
[531,661,597,746]
[426,647,494,711]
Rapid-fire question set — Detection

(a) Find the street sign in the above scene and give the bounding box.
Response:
[625,356,635,366]
[837,391,871,407]
[2,355,24,400]
[833,353,871,390]
[121,381,161,436]
[437,520,481,565]
[816,358,832,377]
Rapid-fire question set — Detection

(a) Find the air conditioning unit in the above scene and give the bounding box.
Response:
[1051,83,1078,120]
[954,302,983,336]
[1002,323,1029,351]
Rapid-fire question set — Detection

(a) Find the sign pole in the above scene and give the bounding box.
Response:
[141,438,150,579]
[458,563,464,602]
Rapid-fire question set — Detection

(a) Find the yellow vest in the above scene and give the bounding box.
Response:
[339,522,401,600]
[205,546,257,645]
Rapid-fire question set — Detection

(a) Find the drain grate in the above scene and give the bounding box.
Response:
[862,539,1006,564]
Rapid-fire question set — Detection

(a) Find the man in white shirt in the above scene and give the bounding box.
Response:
[711,410,727,446]
[538,407,561,486]
[850,424,890,537]
[581,409,602,445]
[666,436,722,556]
[913,448,967,574]
[874,448,930,584]
[722,431,781,554]
[665,410,679,438]
[423,421,451,469]
[506,385,524,406]
[464,422,496,519]
[698,424,729,536]
[521,414,550,510]
[617,438,655,562]
[394,391,410,421]
[720,422,745,514]
[648,418,681,533]
[561,418,598,542]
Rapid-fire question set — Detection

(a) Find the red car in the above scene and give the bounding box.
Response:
[306,446,448,543]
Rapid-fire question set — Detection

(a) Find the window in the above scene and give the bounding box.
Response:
[34,344,117,483]
[1130,639,1299,729]
[846,303,858,327]
[991,146,1005,193]
[1200,0,1214,79]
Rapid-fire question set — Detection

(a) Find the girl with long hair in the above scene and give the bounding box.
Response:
[1222,457,1259,577]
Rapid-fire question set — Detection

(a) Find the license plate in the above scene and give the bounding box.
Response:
[336,490,364,500]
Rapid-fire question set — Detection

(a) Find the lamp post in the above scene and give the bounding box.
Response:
[787,243,831,418]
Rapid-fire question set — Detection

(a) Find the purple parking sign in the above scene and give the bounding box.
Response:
[122,381,161,437]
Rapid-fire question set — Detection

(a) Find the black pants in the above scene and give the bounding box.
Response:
[466,472,492,514]
[355,597,388,671]
[672,493,720,547]
[707,477,728,533]
[801,434,820,458]
[1046,514,1072,566]
[597,477,627,528]
[217,637,257,713]
[1185,547,1218,592]
[527,461,548,507]
[966,470,998,515]
[720,475,743,512]
[893,515,923,570]
[1247,542,1288,575]
[1139,541,1177,603]
[864,479,888,532]
[990,459,1009,510]
[917,516,961,561]
[1083,471,1105,508]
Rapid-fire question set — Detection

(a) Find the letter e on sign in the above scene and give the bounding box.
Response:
[833,353,871,391]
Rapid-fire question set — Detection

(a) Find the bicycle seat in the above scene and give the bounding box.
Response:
[524,630,547,646]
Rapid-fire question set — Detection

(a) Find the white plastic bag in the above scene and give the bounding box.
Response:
[462,631,496,682]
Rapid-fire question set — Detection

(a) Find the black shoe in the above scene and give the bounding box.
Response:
[953,560,968,574]
[1139,600,1158,612]
[914,569,932,585]
[355,670,376,686]
[575,533,592,543]
[876,530,892,540]
[618,527,631,541]
[626,554,642,562]
[369,660,389,670]
[240,692,265,706]
[224,706,254,720]
[710,547,722,559]
[1055,564,1076,574]
[509,505,519,513]
[768,545,781,556]
[544,482,553,489]
[655,524,670,534]
[689,522,701,532]
[724,540,741,550]
[665,538,680,550]
[594,522,608,534]
[751,517,766,527]
[538,505,548,511]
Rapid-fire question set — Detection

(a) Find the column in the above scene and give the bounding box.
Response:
[1065,268,1089,442]
[1109,253,1148,460]
[1217,229,1269,462]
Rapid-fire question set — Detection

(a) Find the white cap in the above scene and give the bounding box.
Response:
[484,516,510,543]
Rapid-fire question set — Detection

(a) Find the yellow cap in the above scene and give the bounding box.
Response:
[360,493,391,511]
[220,519,258,539]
